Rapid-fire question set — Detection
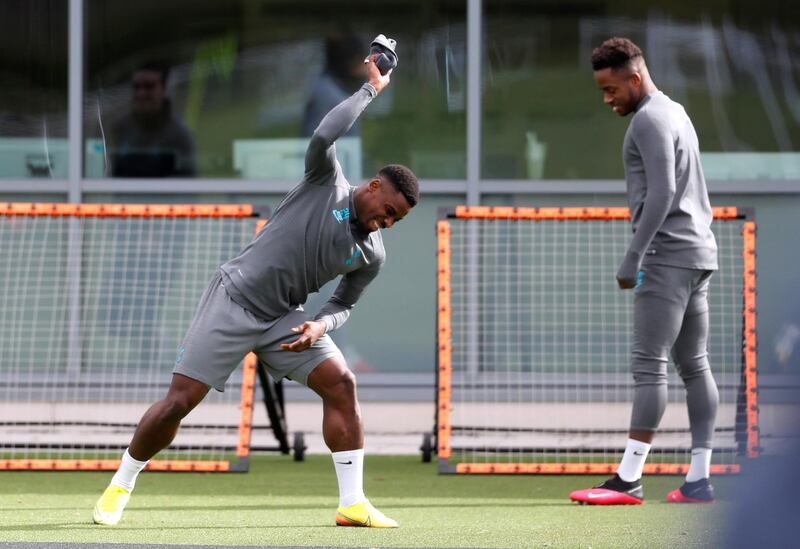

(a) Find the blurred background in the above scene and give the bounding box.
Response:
[1,0,798,447]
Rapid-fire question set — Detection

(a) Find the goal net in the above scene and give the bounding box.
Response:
[436,206,758,474]
[0,203,263,472]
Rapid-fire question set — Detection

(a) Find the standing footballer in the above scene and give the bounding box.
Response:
[570,37,719,505]
[93,52,418,527]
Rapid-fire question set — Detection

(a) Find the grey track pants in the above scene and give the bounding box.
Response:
[629,263,719,448]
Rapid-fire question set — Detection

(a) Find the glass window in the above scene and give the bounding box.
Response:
[484,192,800,376]
[84,193,465,374]
[0,0,68,179]
[482,0,800,180]
[0,194,68,203]
[85,0,467,183]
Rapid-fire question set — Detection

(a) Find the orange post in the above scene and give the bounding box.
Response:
[0,459,231,472]
[455,463,740,475]
[437,220,453,460]
[0,202,254,218]
[453,205,738,221]
[237,353,258,458]
[742,221,759,458]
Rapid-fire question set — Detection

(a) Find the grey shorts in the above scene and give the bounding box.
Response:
[173,271,344,391]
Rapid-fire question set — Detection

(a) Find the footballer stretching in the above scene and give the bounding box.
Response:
[94,53,418,527]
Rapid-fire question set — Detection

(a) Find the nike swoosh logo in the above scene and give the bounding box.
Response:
[691,452,703,456]
[586,492,614,498]
[633,451,644,455]
[337,511,370,526]
[336,460,353,465]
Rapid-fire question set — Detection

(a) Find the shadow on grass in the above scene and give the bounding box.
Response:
[1,522,347,532]
[3,500,574,514]
[137,501,573,512]
[0,523,91,532]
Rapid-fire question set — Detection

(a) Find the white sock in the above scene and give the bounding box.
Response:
[331,449,365,507]
[616,438,652,482]
[110,449,149,491]
[686,447,712,482]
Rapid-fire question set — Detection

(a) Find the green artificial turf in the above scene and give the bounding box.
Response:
[0,454,734,548]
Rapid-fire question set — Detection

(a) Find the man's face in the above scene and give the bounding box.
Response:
[593,66,641,117]
[132,70,166,114]
[356,177,412,233]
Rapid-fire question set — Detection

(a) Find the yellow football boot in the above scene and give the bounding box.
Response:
[92,484,131,525]
[335,499,399,528]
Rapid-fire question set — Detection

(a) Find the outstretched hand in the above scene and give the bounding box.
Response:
[280,320,326,352]
[364,54,391,95]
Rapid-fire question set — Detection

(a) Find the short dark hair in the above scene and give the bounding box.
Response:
[136,60,170,86]
[591,37,643,71]
[325,33,365,78]
[379,164,419,207]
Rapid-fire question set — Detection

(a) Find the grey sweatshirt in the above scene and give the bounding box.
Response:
[220,83,384,332]
[618,90,718,283]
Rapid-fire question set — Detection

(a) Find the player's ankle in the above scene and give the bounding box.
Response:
[339,494,366,507]
[613,473,641,486]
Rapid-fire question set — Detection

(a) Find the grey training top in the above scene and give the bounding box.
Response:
[220,83,384,332]
[618,90,718,282]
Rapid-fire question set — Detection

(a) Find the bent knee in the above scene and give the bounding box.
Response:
[318,368,358,403]
[161,391,201,420]
[331,368,357,395]
[631,364,668,386]
[674,357,712,380]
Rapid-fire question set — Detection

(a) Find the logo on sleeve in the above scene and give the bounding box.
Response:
[332,208,350,223]
[343,249,362,266]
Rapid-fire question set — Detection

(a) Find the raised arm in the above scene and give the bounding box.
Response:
[617,112,676,288]
[304,55,392,182]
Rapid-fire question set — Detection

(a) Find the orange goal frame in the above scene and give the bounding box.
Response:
[0,203,264,472]
[436,206,758,475]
